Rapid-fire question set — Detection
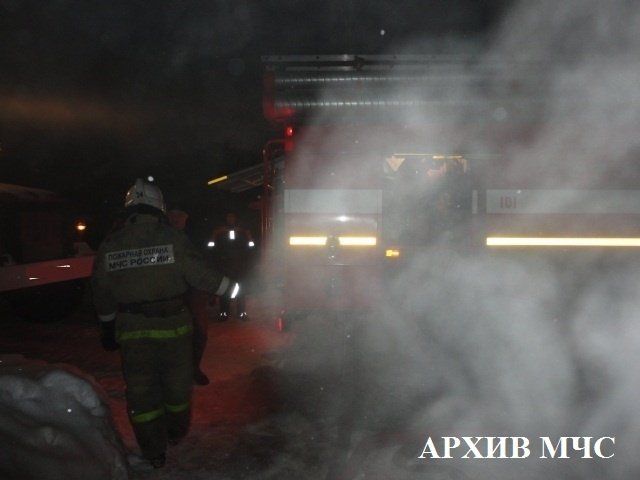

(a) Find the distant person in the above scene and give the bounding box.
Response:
[167,207,212,386]
[208,212,254,320]
[91,179,239,469]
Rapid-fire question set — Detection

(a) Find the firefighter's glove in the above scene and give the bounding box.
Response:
[100,320,119,352]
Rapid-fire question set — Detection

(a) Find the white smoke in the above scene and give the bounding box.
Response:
[277,1,640,479]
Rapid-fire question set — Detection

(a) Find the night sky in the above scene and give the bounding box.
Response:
[0,0,510,222]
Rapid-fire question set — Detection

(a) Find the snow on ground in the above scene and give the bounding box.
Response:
[0,354,129,480]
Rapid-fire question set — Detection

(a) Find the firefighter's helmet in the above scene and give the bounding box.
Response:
[124,178,166,212]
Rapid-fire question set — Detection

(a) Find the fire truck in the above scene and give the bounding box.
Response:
[0,183,94,321]
[259,54,640,326]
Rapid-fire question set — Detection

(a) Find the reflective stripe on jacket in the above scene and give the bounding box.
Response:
[130,401,190,424]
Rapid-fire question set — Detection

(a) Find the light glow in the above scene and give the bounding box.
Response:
[486,237,640,247]
[289,236,328,246]
[338,236,377,246]
[230,282,240,299]
[289,236,378,246]
[207,175,228,186]
[385,248,400,257]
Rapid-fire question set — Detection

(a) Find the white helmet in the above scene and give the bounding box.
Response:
[124,178,166,212]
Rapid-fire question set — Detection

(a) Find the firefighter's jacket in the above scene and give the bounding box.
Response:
[92,212,229,341]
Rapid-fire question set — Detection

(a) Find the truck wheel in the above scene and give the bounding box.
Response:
[6,279,86,322]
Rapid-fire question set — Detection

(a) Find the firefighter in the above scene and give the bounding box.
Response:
[92,179,238,469]
[208,211,254,320]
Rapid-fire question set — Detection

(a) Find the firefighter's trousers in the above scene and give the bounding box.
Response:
[120,334,194,460]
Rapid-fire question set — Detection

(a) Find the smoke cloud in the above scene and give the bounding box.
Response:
[276,1,640,479]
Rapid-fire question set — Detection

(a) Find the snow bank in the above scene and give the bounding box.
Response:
[0,354,129,480]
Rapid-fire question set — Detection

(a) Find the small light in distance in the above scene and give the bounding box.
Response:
[207,175,228,186]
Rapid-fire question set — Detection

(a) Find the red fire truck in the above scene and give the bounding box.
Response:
[260,54,640,326]
[260,55,484,323]
[0,183,94,321]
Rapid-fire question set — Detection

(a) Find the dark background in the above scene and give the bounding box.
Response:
[0,0,512,240]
